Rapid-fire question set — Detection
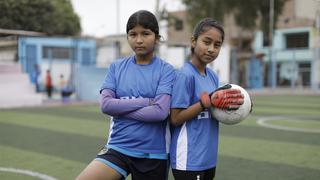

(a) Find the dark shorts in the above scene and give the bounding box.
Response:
[172,167,216,180]
[95,148,168,180]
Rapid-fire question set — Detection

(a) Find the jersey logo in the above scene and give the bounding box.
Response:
[197,174,201,180]
[97,147,108,155]
[197,110,210,120]
[120,96,143,100]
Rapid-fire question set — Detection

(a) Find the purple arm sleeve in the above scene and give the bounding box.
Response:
[100,89,150,116]
[120,94,171,122]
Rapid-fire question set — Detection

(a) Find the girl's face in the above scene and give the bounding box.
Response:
[127,25,158,58]
[191,27,223,65]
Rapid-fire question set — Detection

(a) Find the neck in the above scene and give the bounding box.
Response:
[135,53,154,65]
[191,57,206,75]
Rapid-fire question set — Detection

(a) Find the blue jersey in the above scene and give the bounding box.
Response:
[170,61,219,170]
[100,56,175,159]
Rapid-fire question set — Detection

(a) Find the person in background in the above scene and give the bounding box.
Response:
[45,69,53,98]
[32,64,41,92]
[59,74,69,102]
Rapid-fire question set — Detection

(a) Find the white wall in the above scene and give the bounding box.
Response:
[162,43,231,85]
[96,45,117,67]
[209,44,231,85]
[0,49,16,62]
[295,0,318,19]
[165,47,186,69]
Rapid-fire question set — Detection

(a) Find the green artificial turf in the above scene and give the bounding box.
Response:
[0,94,319,180]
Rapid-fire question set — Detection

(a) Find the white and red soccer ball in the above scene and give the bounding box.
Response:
[210,84,252,125]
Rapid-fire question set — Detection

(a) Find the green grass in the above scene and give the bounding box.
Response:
[0,94,320,179]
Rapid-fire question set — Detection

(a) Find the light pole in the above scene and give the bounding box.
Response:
[116,0,120,34]
[268,0,276,89]
[312,0,320,90]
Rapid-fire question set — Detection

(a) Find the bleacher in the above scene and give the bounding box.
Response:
[0,62,42,108]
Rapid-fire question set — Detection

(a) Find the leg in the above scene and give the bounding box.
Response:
[172,167,216,180]
[46,87,52,98]
[76,160,122,180]
[35,83,39,92]
[131,158,168,180]
[49,86,52,98]
[172,169,196,180]
[204,167,215,180]
[172,169,205,180]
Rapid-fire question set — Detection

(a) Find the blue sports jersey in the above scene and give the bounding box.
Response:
[170,61,219,170]
[100,56,175,159]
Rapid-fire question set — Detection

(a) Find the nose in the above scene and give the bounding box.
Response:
[207,44,214,53]
[136,34,143,44]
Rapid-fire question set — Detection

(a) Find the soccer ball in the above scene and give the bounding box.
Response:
[210,84,252,125]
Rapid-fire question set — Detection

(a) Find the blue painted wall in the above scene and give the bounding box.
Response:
[18,36,96,79]
[247,57,263,89]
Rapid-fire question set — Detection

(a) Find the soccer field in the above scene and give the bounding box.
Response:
[0,94,320,180]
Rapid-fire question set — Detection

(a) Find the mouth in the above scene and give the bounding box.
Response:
[135,47,145,51]
[204,54,215,60]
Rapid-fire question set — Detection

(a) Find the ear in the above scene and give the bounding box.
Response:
[191,36,196,49]
[156,35,161,43]
[155,37,160,44]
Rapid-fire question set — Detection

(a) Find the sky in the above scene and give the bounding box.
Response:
[70,0,185,37]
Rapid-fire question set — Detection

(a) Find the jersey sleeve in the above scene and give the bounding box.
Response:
[100,63,116,92]
[156,63,175,95]
[100,89,150,116]
[120,94,171,122]
[171,72,194,109]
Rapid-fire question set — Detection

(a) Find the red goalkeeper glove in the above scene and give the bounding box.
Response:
[210,84,244,110]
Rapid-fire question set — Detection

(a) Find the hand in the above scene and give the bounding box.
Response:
[200,92,211,109]
[210,84,244,110]
[148,98,154,106]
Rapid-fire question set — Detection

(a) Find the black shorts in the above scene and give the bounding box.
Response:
[95,147,168,180]
[172,167,216,180]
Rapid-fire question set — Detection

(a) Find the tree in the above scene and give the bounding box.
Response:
[0,0,81,36]
[182,0,287,41]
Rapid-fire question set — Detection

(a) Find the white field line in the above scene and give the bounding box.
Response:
[0,167,58,180]
[257,116,320,133]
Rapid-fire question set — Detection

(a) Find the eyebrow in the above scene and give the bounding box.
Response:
[128,29,153,34]
[203,36,222,43]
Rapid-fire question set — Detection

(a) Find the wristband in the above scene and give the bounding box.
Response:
[199,99,206,110]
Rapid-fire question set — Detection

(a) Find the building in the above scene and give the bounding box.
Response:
[164,0,319,89]
[18,36,96,89]
[96,34,131,67]
[252,0,319,89]
[0,29,97,107]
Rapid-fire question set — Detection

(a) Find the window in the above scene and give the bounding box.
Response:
[175,19,183,31]
[263,33,270,47]
[42,46,74,59]
[241,39,252,50]
[285,32,309,49]
[81,48,92,65]
[299,62,311,86]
